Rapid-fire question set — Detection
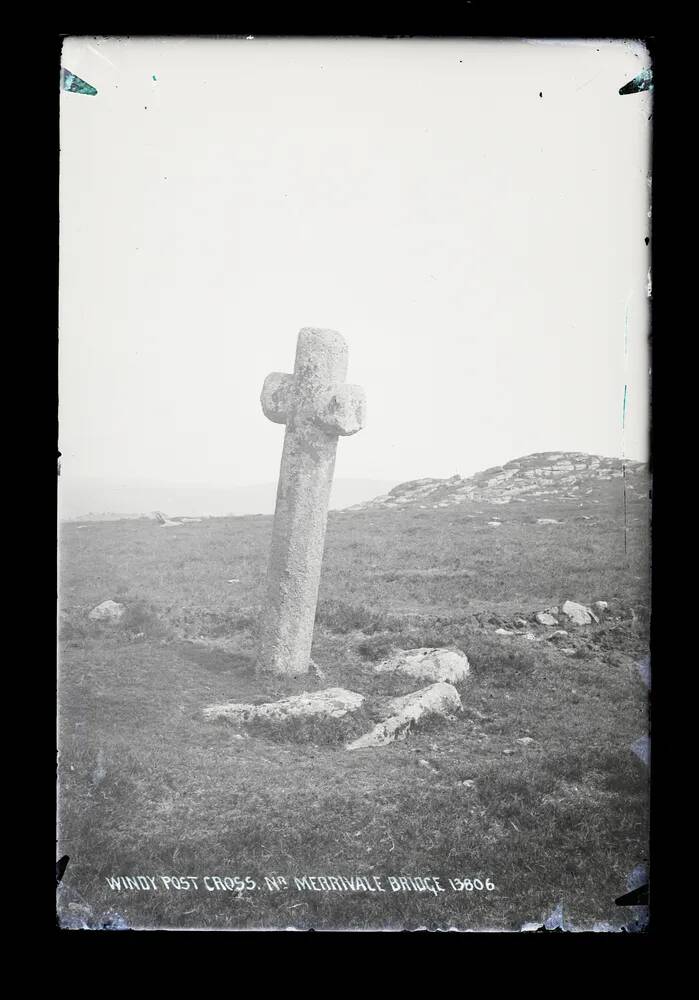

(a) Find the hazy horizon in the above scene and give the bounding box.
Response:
[59,475,402,520]
[59,442,648,521]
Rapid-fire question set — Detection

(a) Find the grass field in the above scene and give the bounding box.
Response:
[57,474,650,931]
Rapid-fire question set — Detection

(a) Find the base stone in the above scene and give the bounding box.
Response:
[203,687,365,723]
[346,682,463,751]
[373,647,470,685]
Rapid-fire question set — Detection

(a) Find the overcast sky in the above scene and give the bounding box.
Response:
[59,36,651,498]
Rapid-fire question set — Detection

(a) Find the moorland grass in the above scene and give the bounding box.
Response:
[57,478,649,930]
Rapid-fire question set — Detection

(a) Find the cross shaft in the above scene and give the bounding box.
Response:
[257,328,366,675]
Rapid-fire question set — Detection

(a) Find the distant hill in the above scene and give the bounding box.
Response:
[63,512,156,523]
[344,453,649,512]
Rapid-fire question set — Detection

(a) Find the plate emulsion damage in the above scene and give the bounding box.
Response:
[619,67,653,96]
[61,68,98,96]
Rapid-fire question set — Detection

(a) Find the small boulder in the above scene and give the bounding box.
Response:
[535,612,558,626]
[346,682,462,750]
[495,628,514,636]
[594,601,609,612]
[560,600,593,625]
[373,647,470,685]
[88,600,125,622]
[536,518,562,525]
[203,687,365,723]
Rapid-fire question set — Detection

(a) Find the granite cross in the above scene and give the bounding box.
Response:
[257,328,366,675]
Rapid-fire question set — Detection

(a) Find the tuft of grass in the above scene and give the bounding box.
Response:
[242,706,375,746]
[356,636,397,662]
[463,633,538,683]
[315,599,404,635]
[118,600,167,639]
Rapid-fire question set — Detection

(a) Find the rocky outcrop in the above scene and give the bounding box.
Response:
[345,452,648,512]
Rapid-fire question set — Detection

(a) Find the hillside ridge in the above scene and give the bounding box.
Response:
[344,452,648,511]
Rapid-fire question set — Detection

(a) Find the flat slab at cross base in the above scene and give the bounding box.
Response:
[203,688,365,723]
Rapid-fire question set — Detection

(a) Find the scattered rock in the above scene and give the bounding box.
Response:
[203,687,365,723]
[346,682,462,750]
[547,630,569,641]
[535,612,558,626]
[461,779,475,788]
[514,617,528,627]
[536,518,562,525]
[88,600,125,622]
[502,748,515,756]
[418,759,438,773]
[517,737,535,745]
[373,647,470,685]
[593,600,608,611]
[495,628,514,636]
[487,521,502,527]
[523,633,541,642]
[560,600,593,625]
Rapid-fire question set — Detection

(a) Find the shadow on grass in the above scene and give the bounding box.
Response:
[175,642,256,675]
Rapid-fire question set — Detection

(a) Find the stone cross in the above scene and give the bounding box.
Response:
[257,328,366,675]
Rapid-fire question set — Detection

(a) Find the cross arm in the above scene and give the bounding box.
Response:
[315,384,366,437]
[261,372,294,425]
